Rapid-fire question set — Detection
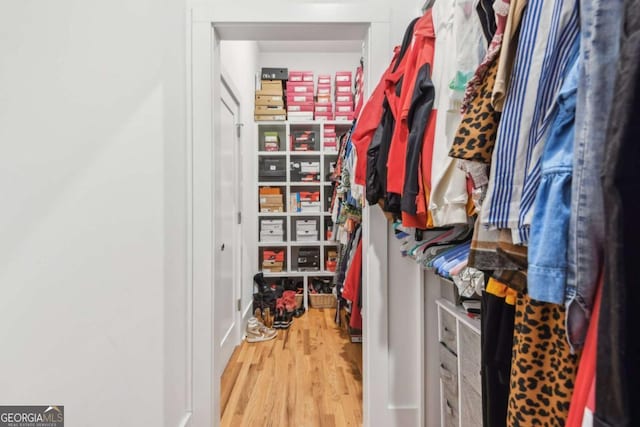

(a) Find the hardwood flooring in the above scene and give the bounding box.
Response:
[220,308,363,427]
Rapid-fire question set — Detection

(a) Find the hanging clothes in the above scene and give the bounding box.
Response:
[507,293,578,426]
[481,0,579,243]
[527,51,579,305]
[429,0,485,226]
[565,0,624,353]
[595,0,639,423]
[492,0,527,111]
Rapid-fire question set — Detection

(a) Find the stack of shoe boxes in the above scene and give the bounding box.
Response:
[334,71,354,121]
[260,219,285,243]
[290,191,321,213]
[296,219,318,242]
[262,248,285,272]
[315,74,333,120]
[290,130,317,152]
[259,187,284,213]
[287,71,314,121]
[290,159,320,182]
[255,82,286,121]
[297,247,320,271]
[323,124,337,152]
[263,131,280,151]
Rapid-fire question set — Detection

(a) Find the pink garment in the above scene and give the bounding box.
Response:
[566,272,602,427]
[461,0,510,113]
[342,239,363,330]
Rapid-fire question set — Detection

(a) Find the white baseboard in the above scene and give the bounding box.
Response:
[242,302,253,322]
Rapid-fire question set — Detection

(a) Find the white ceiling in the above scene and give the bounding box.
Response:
[257,40,363,53]
[214,22,369,42]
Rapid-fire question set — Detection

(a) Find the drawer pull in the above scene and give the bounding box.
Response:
[446,400,454,416]
[440,364,454,381]
[442,326,455,341]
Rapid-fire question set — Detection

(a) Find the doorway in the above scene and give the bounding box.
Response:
[189,12,425,427]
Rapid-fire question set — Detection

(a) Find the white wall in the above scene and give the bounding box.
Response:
[0,1,188,426]
[389,0,423,47]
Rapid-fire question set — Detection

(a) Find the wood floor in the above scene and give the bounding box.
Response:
[220,308,363,427]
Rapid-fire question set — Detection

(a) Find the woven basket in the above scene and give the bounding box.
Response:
[295,293,304,309]
[309,293,336,309]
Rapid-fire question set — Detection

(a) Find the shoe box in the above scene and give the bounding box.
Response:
[297,247,320,271]
[260,219,284,243]
[287,71,314,121]
[291,130,317,151]
[259,187,284,213]
[295,219,318,242]
[324,124,337,151]
[334,71,354,121]
[290,191,321,213]
[326,249,338,272]
[261,67,288,81]
[259,157,286,181]
[290,159,320,182]
[288,71,314,83]
[255,78,286,121]
[262,248,285,272]
[262,131,281,152]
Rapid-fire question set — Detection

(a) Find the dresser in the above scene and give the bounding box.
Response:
[436,298,482,427]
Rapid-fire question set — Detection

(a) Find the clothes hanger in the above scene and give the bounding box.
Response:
[421,0,436,13]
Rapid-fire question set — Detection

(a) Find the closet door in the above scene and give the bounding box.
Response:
[214,77,243,374]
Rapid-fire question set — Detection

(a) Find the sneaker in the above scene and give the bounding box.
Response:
[263,307,272,329]
[273,298,285,329]
[245,317,277,343]
[254,308,264,325]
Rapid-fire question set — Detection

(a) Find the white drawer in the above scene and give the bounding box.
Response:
[459,324,481,396]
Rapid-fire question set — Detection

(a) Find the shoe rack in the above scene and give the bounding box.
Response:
[256,120,352,309]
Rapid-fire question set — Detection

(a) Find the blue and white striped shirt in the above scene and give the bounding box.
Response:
[481,0,579,244]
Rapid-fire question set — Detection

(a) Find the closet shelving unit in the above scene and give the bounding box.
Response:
[256,120,352,309]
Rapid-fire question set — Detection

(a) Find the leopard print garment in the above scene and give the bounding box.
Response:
[507,293,579,427]
[449,57,501,164]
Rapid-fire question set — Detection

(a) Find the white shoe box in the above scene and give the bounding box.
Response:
[296,219,318,231]
[296,229,318,241]
[260,229,284,242]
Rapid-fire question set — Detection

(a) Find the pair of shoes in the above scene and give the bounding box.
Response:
[273,298,292,329]
[293,306,306,318]
[245,316,277,343]
[255,308,274,329]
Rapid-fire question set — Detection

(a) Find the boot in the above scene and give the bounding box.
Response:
[253,272,270,295]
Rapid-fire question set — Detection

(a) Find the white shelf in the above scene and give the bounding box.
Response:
[258,212,287,216]
[258,181,287,186]
[290,151,322,156]
[258,151,286,156]
[262,270,336,277]
[290,182,321,186]
[258,241,287,247]
[290,241,322,246]
[290,211,323,216]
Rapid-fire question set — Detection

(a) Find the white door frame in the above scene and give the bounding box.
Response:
[187,6,425,427]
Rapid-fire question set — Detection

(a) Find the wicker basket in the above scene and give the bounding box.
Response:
[309,293,337,309]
